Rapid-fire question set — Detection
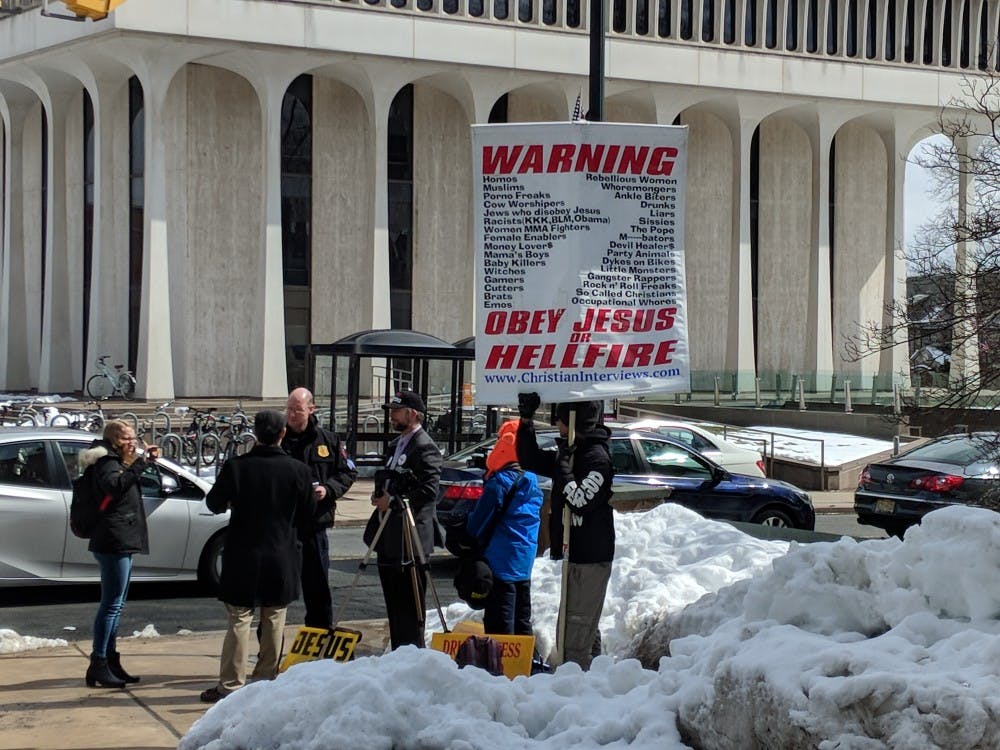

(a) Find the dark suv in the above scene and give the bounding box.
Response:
[436,428,815,533]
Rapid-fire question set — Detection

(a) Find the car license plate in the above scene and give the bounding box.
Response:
[875,499,895,514]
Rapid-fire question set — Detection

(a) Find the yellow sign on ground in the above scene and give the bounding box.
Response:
[279,626,362,672]
[431,632,535,679]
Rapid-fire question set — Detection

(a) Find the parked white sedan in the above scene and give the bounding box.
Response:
[0,427,228,589]
[615,419,767,477]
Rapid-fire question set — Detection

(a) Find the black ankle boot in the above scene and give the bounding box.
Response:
[108,651,140,684]
[85,654,126,688]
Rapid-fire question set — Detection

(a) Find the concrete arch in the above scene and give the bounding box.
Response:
[505,82,570,122]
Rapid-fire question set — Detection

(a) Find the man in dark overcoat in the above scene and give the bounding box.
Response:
[199,410,315,703]
[363,390,442,649]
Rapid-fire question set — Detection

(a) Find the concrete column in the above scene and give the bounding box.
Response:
[38,88,80,393]
[0,99,31,389]
[134,69,177,400]
[253,73,292,398]
[877,126,909,388]
[85,78,131,379]
[728,113,759,390]
[949,134,982,389]
[370,94,392,330]
[807,122,835,390]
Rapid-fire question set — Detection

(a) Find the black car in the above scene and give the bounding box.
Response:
[436,428,815,534]
[855,431,1000,536]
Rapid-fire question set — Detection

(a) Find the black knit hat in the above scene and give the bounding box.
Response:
[555,401,601,433]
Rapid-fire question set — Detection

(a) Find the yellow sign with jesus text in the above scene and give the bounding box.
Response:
[279,626,362,672]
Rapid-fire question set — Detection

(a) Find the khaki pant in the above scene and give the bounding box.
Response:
[217,603,287,694]
[559,561,612,670]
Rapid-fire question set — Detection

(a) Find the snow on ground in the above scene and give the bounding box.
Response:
[727,425,896,466]
[179,503,1000,750]
[0,629,68,654]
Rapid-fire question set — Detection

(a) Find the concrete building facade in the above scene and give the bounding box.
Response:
[0,0,981,398]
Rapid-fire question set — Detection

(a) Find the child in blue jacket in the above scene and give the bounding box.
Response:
[465,420,543,636]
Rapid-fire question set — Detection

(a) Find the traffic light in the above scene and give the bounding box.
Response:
[60,0,128,20]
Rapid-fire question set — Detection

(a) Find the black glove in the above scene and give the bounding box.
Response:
[518,392,541,420]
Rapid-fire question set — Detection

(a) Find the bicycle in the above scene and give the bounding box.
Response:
[86,355,136,401]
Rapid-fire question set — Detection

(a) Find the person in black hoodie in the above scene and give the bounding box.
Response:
[516,394,614,669]
[80,419,153,689]
[281,387,357,629]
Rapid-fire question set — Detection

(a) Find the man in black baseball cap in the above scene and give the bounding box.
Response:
[383,390,427,413]
[365,389,442,649]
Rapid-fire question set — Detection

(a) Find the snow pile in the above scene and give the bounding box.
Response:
[0,629,68,654]
[179,504,1000,750]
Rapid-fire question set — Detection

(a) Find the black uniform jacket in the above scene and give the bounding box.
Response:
[81,441,150,556]
[516,420,615,564]
[363,427,442,565]
[207,445,315,608]
[281,416,357,531]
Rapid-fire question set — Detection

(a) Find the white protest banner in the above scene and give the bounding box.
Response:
[472,122,689,405]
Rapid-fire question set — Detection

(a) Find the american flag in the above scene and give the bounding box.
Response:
[572,92,583,121]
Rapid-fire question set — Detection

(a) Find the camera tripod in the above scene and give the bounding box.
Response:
[334,495,449,635]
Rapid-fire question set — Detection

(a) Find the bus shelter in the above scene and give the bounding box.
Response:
[308,329,477,465]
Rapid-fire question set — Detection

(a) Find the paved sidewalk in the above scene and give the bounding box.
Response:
[0,620,390,750]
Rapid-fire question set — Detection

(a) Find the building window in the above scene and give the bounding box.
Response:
[387,85,414,330]
[866,0,877,57]
[846,0,858,56]
[904,0,915,61]
[941,0,952,65]
[614,0,627,31]
[659,0,672,36]
[806,0,817,51]
[979,0,989,69]
[489,94,509,124]
[746,0,757,44]
[765,0,777,48]
[568,0,581,27]
[724,0,737,42]
[826,0,838,53]
[681,0,693,38]
[280,74,313,389]
[83,90,94,377]
[128,76,144,373]
[703,0,715,40]
[922,0,934,63]
[960,0,970,67]
[885,0,896,60]
[786,0,798,49]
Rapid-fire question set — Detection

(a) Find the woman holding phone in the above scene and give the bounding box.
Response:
[78,419,153,688]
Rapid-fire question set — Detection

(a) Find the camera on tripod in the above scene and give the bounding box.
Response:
[374,466,417,510]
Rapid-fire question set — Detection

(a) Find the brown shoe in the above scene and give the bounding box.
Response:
[199,686,226,703]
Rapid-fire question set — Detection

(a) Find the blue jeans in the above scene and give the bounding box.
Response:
[92,553,133,658]
[483,579,533,636]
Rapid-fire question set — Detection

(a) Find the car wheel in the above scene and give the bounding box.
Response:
[885,523,910,539]
[198,532,226,594]
[752,507,793,528]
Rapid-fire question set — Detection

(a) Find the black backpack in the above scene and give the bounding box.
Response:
[455,635,505,676]
[70,465,112,539]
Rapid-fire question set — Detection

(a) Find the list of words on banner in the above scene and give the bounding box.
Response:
[472,123,690,404]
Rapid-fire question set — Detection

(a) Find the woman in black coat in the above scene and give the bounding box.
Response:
[79,419,151,689]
